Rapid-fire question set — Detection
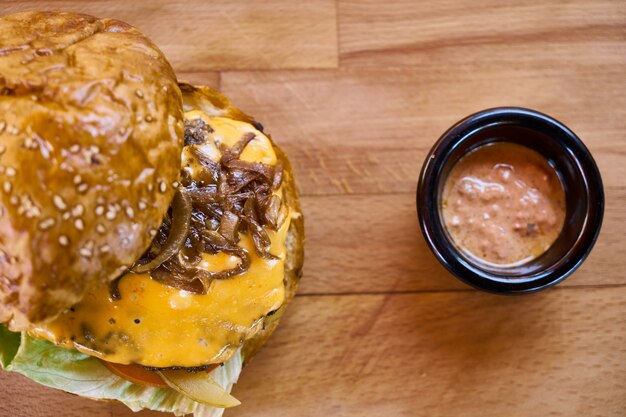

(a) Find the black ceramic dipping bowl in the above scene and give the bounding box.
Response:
[417,107,604,294]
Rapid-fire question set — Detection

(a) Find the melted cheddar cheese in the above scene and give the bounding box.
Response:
[29,113,290,368]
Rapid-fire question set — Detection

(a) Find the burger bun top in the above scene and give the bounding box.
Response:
[0,11,184,328]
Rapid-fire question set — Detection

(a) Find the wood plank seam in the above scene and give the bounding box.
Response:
[290,186,624,201]
[295,283,626,298]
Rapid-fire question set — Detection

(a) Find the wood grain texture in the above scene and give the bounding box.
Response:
[177,72,221,90]
[221,66,626,196]
[0,2,625,417]
[298,186,626,294]
[339,0,626,69]
[0,1,338,71]
[2,287,625,417]
[231,288,626,417]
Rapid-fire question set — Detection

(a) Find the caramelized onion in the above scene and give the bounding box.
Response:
[263,195,281,230]
[224,171,261,195]
[241,209,272,258]
[151,267,205,293]
[188,185,218,203]
[138,127,286,294]
[221,132,255,163]
[109,275,122,301]
[191,148,221,184]
[153,245,250,294]
[194,246,251,292]
[224,159,274,181]
[132,189,192,274]
[218,211,240,244]
[272,161,284,190]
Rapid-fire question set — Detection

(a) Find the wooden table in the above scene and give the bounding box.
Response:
[1,1,625,416]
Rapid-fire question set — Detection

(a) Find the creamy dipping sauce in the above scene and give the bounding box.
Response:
[441,142,566,265]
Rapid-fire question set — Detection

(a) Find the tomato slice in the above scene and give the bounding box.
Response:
[101,360,168,387]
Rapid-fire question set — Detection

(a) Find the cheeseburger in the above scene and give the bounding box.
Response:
[0,11,303,416]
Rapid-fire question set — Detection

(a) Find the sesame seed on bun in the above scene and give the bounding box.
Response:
[0,11,184,328]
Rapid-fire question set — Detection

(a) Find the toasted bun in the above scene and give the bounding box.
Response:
[179,84,304,364]
[0,12,184,328]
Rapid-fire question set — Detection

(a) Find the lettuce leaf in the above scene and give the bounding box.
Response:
[0,327,242,417]
[0,324,20,368]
